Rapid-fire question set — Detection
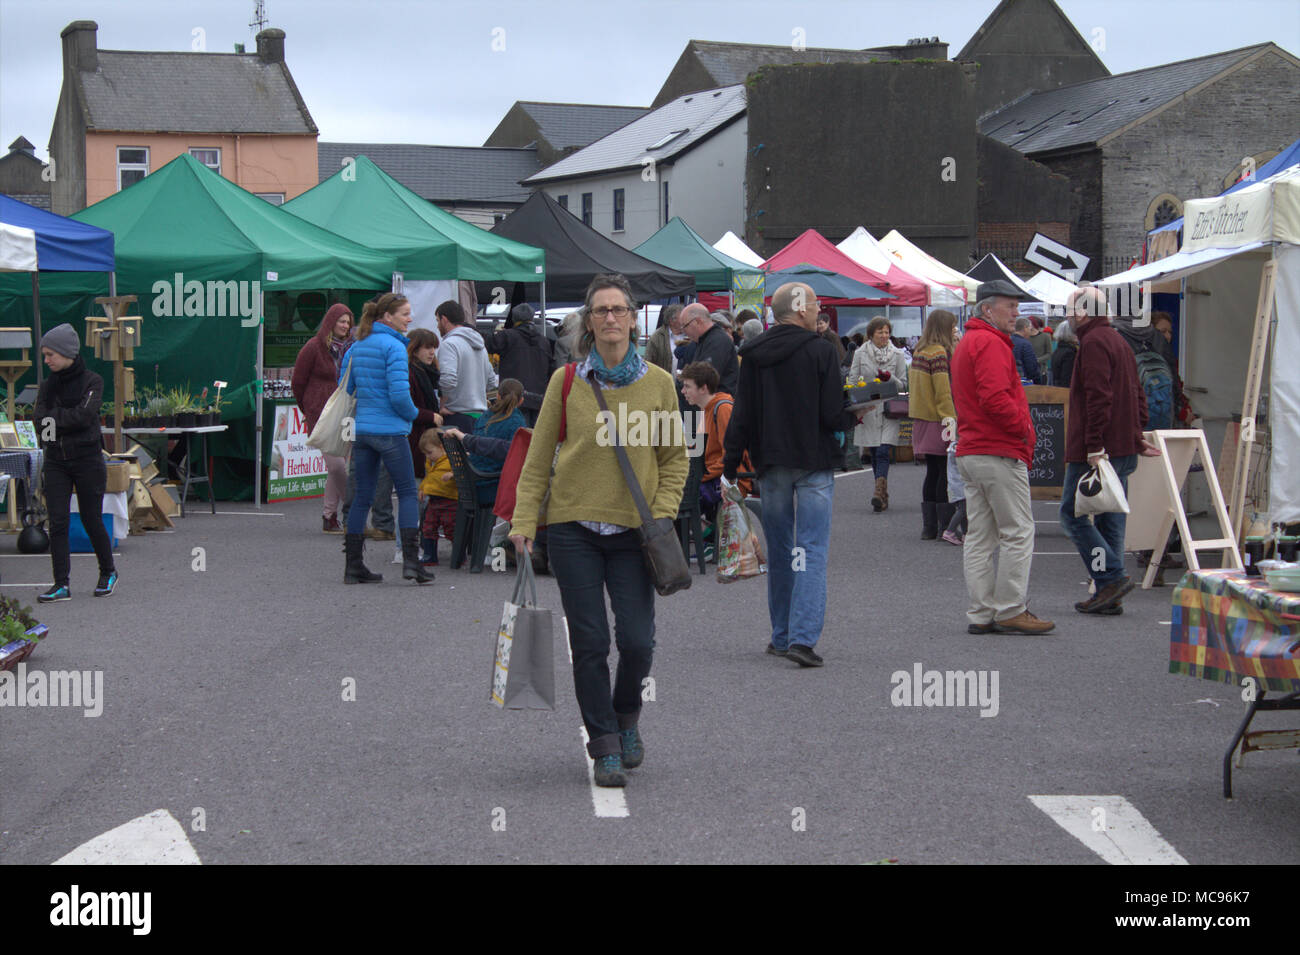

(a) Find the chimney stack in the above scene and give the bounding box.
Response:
[60,20,98,73]
[256,28,285,64]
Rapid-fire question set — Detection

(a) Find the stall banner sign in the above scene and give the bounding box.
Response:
[732,272,766,312]
[268,403,327,501]
[265,330,314,367]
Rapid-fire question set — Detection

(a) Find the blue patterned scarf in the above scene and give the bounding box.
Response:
[585,342,645,388]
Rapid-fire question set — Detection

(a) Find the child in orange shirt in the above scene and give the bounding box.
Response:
[419,429,459,565]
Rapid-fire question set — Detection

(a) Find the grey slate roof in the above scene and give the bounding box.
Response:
[318,143,541,204]
[524,85,745,184]
[515,102,649,152]
[686,39,910,86]
[78,50,316,133]
[980,44,1270,154]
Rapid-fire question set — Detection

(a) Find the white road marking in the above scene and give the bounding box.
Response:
[563,617,629,818]
[581,728,630,819]
[833,470,872,480]
[1028,795,1188,865]
[212,511,284,517]
[52,809,201,865]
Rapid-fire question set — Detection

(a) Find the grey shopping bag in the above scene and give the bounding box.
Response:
[489,559,555,710]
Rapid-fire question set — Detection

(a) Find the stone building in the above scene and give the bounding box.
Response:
[0,138,51,210]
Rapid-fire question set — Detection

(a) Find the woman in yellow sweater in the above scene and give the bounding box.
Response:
[509,274,688,789]
[908,310,959,540]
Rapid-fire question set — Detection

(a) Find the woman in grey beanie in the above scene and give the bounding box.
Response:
[34,323,118,600]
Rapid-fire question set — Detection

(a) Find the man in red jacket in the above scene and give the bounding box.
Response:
[951,280,1054,635]
[1059,286,1160,614]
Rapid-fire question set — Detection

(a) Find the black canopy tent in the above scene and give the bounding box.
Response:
[478,191,695,306]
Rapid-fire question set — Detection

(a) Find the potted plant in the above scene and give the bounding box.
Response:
[173,387,198,429]
[0,597,47,672]
[100,400,116,429]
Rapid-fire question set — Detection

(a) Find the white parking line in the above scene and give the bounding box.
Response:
[563,617,629,819]
[1029,795,1188,864]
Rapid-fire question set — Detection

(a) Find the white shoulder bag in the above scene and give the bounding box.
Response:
[306,353,356,458]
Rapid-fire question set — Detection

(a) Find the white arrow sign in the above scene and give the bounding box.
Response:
[1025,233,1089,282]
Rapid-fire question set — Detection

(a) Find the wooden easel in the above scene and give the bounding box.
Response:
[1140,429,1243,589]
[1226,260,1275,545]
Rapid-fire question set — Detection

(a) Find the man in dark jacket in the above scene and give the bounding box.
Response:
[483,303,553,426]
[723,283,844,667]
[1059,286,1159,614]
[1012,318,1043,384]
[681,303,738,396]
[951,281,1053,635]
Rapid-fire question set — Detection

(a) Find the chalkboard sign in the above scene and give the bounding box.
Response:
[1024,385,1070,500]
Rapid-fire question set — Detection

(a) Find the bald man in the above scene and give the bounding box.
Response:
[723,282,847,667]
[681,302,739,396]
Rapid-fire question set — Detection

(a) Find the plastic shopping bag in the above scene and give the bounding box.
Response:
[716,480,766,583]
[490,560,555,710]
[1074,456,1130,517]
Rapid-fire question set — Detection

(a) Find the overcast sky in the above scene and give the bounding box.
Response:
[2,0,1297,161]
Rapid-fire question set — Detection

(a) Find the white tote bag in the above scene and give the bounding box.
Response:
[1074,456,1130,517]
[306,354,356,458]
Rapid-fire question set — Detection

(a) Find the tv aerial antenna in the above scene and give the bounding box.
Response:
[250,0,268,33]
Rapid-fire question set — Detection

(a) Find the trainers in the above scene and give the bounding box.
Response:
[592,754,628,787]
[993,610,1055,634]
[967,621,996,634]
[619,728,644,769]
[38,584,71,603]
[1075,576,1135,614]
[765,643,788,656]
[942,529,964,545]
[786,644,825,667]
[94,572,118,597]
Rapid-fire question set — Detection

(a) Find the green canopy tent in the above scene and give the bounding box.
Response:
[632,216,761,296]
[2,153,398,504]
[284,154,546,326]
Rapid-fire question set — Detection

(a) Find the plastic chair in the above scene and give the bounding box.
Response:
[442,433,498,574]
[676,434,707,575]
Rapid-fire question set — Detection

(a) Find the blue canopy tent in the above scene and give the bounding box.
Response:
[0,195,115,384]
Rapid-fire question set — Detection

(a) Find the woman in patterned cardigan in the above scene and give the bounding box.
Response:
[908,310,959,540]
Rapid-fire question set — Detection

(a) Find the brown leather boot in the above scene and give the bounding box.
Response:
[879,477,889,511]
[871,477,886,512]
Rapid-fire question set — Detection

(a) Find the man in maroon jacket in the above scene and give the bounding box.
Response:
[951,280,1054,635]
[1059,286,1160,614]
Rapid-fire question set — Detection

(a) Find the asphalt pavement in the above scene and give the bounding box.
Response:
[2,461,1296,864]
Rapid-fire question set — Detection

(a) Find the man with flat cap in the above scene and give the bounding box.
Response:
[950,280,1054,635]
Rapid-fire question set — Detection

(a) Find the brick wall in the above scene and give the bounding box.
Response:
[1102,49,1300,265]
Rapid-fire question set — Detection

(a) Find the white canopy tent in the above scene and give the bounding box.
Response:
[1098,165,1300,526]
[1024,269,1080,309]
[877,229,981,298]
[837,226,966,308]
[712,230,764,268]
[0,222,37,272]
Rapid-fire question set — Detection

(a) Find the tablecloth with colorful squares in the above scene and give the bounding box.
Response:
[1170,570,1300,693]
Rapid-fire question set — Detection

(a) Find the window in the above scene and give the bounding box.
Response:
[557,194,568,210]
[117,147,149,190]
[581,193,593,227]
[189,148,221,174]
[254,193,285,205]
[613,188,625,232]
[1144,193,1183,232]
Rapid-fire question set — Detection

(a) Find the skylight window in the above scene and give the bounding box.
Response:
[648,130,687,150]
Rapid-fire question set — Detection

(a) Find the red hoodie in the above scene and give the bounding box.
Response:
[951,316,1035,465]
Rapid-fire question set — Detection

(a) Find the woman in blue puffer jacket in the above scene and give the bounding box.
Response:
[340,293,433,585]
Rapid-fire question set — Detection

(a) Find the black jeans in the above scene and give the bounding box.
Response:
[45,451,115,585]
[547,522,655,758]
[923,454,949,504]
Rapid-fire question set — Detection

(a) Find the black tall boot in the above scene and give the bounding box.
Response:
[344,533,382,584]
[400,528,434,584]
[921,502,939,540]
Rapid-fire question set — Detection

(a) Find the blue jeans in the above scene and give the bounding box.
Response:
[1059,454,1137,586]
[866,445,890,478]
[343,455,393,531]
[757,467,834,650]
[346,434,419,534]
[548,522,655,758]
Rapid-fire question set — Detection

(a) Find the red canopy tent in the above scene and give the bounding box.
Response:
[763,229,903,305]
